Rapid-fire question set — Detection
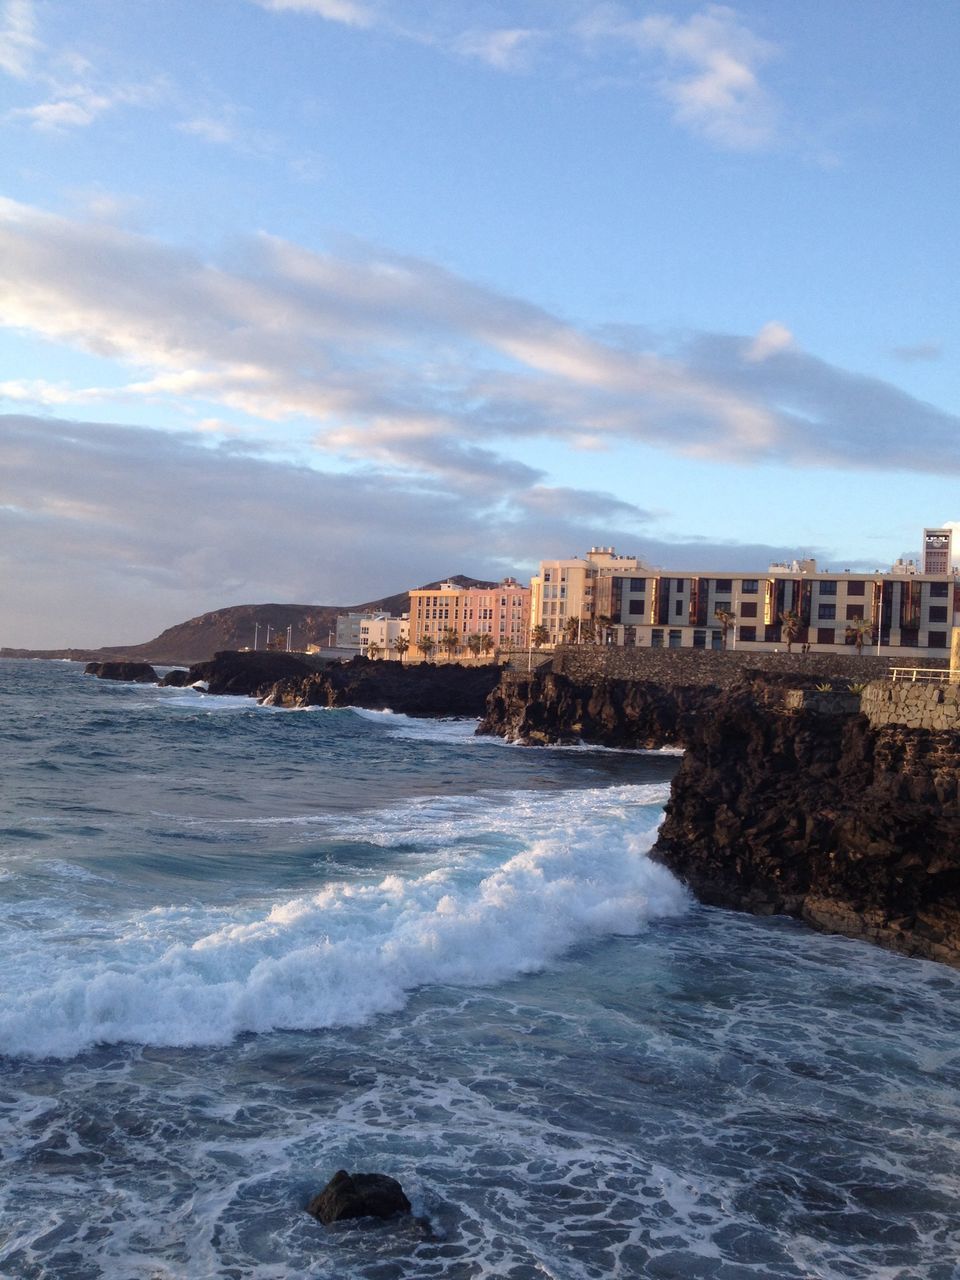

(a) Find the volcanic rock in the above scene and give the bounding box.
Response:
[84,661,158,683]
[306,1169,412,1225]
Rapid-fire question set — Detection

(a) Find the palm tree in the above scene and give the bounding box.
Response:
[563,616,581,644]
[779,609,802,653]
[466,632,484,658]
[418,634,436,662]
[845,617,873,656]
[714,608,734,650]
[530,624,550,649]
[392,635,409,664]
[479,634,495,658]
[440,627,460,659]
[367,640,381,660]
[594,613,614,645]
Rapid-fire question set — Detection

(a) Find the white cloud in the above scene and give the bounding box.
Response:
[7,75,166,131]
[253,0,375,27]
[0,0,37,79]
[745,321,794,362]
[0,199,957,487]
[579,3,779,150]
[454,27,540,72]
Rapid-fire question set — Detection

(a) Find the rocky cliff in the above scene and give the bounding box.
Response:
[654,681,960,967]
[478,669,716,747]
[479,662,960,967]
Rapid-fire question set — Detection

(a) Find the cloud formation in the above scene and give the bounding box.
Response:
[0,198,957,488]
[0,413,814,648]
[579,2,779,149]
[0,0,37,79]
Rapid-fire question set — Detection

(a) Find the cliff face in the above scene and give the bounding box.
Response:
[653,685,960,966]
[480,664,960,966]
[478,670,717,748]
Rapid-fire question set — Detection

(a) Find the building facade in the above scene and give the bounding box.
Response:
[409,579,531,659]
[529,547,652,645]
[531,546,958,658]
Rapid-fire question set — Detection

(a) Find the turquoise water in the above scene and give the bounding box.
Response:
[1,659,959,1279]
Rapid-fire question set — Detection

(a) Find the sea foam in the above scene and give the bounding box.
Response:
[0,785,687,1060]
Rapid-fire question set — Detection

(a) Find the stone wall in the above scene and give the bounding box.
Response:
[549,645,934,690]
[862,681,960,732]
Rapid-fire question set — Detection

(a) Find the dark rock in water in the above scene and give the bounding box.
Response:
[84,661,158,683]
[159,650,323,697]
[156,668,193,687]
[306,1169,412,1225]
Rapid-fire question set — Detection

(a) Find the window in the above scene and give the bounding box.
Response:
[675,578,685,591]
[674,599,684,616]
[928,630,948,648]
[543,572,551,583]
[714,579,733,592]
[668,629,682,648]
[845,605,864,621]
[818,604,836,620]
[847,581,865,596]
[740,602,757,618]
[693,630,706,649]
[711,631,723,650]
[819,581,837,596]
[714,601,731,614]
[741,579,759,593]
[817,627,836,645]
[929,605,948,622]
[628,599,646,615]
[630,578,646,591]
[739,625,756,642]
[901,627,919,647]
[930,582,949,598]
[651,628,664,648]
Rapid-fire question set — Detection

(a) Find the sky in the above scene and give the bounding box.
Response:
[1,0,958,647]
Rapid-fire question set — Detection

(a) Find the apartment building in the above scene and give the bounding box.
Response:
[409,579,531,658]
[359,614,409,656]
[530,545,958,658]
[530,547,652,645]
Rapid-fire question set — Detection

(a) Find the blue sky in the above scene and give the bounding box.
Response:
[1,0,958,646]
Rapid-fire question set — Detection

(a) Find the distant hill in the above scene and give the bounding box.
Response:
[1,575,498,665]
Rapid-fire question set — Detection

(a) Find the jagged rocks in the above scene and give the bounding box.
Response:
[306,1170,412,1225]
[84,661,158,683]
[477,670,717,748]
[157,650,320,696]
[262,658,503,717]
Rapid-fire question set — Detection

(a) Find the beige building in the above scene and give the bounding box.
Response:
[530,547,654,644]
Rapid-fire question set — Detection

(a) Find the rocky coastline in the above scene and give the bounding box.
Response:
[479,654,960,968]
[83,645,960,967]
[86,649,503,718]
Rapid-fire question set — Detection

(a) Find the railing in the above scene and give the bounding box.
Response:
[888,665,957,684]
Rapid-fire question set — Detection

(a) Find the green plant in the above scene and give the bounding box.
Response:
[814,681,834,692]
[847,681,868,694]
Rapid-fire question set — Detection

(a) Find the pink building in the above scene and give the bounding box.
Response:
[409,578,531,657]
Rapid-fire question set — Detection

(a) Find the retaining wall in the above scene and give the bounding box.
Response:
[861,681,960,732]
[549,645,932,690]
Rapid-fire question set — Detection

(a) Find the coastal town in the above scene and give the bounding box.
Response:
[315,526,959,664]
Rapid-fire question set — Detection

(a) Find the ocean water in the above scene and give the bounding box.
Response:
[1,660,959,1280]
